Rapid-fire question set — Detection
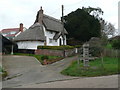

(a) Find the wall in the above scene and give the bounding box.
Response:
[43,26,67,46]
[17,41,44,49]
[35,48,79,57]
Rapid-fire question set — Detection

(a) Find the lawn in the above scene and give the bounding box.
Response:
[61,57,119,77]
[13,53,61,64]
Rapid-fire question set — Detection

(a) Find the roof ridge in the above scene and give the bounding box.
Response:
[43,14,62,23]
[2,28,19,30]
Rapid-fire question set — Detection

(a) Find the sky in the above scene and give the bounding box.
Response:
[0,0,119,31]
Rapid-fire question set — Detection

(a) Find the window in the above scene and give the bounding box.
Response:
[10,31,16,34]
[50,31,53,34]
[49,38,53,43]
[55,40,57,42]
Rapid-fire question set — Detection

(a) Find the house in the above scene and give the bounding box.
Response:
[109,35,120,41]
[14,7,68,50]
[0,23,26,40]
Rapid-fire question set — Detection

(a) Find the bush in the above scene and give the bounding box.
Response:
[0,66,8,78]
[41,55,49,61]
[74,45,81,48]
[89,46,103,57]
[37,45,74,50]
[112,40,120,49]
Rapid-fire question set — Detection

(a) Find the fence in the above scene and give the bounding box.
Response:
[103,48,120,58]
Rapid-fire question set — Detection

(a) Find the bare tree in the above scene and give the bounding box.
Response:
[104,23,116,37]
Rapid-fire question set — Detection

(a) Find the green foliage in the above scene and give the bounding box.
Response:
[74,45,81,48]
[61,57,119,77]
[0,66,8,78]
[89,46,103,57]
[64,8,101,42]
[37,45,74,50]
[105,43,112,49]
[112,40,120,49]
[82,6,104,16]
[41,55,49,61]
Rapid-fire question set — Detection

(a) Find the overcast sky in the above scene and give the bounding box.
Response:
[0,0,119,31]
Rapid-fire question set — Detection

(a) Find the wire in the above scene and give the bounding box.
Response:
[49,8,60,15]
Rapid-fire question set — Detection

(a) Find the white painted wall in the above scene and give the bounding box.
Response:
[17,41,44,49]
[17,26,67,49]
[43,26,67,46]
[59,35,67,45]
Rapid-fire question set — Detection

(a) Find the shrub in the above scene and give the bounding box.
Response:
[112,40,120,49]
[41,55,49,61]
[0,67,8,78]
[89,46,103,57]
[74,45,81,48]
[37,45,74,50]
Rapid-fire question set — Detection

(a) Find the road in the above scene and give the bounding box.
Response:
[2,55,78,88]
[2,55,118,88]
[19,75,118,88]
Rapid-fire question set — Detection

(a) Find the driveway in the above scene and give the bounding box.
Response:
[2,55,78,88]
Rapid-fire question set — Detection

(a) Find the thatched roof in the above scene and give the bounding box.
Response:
[14,23,46,41]
[43,14,68,34]
[14,8,68,42]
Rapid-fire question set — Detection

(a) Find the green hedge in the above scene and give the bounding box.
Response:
[37,45,74,50]
[112,40,120,49]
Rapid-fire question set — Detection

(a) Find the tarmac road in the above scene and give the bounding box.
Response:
[2,55,78,88]
[19,75,118,88]
[2,55,118,88]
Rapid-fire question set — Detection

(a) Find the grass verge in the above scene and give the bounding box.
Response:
[61,57,119,77]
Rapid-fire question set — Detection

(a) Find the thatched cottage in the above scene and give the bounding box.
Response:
[14,7,68,49]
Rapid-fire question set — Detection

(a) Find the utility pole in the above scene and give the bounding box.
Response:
[62,5,65,45]
[62,5,65,57]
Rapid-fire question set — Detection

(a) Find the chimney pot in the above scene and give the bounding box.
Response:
[19,23,23,32]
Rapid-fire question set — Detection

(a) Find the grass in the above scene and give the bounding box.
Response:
[0,66,8,78]
[61,57,119,77]
[105,43,112,49]
[13,53,61,64]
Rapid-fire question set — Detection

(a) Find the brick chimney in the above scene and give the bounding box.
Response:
[19,23,23,32]
[38,6,44,24]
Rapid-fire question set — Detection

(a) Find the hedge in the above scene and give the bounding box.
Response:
[37,45,75,50]
[112,40,120,49]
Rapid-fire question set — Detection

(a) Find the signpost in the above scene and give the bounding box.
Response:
[83,43,90,67]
